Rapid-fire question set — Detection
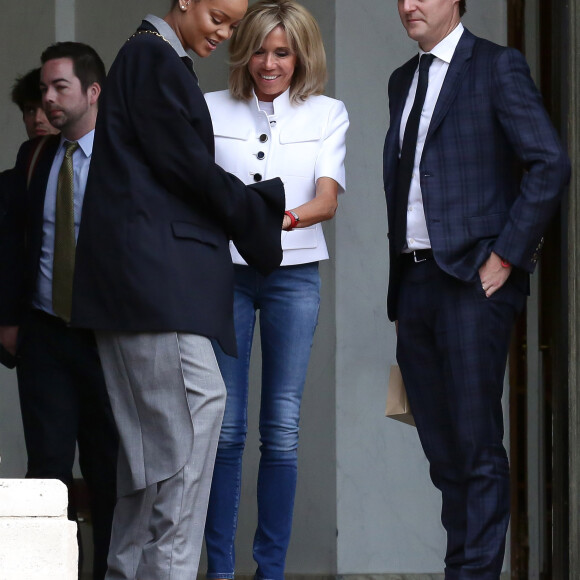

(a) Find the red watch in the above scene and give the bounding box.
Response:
[285,210,299,230]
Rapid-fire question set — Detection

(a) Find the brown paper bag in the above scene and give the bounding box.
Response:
[385,365,415,426]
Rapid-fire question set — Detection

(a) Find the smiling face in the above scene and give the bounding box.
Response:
[248,25,297,102]
[398,0,461,52]
[173,0,247,57]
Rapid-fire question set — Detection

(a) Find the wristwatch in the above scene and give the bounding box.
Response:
[284,210,300,230]
[288,210,299,225]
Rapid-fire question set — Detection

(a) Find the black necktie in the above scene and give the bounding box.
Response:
[394,53,435,255]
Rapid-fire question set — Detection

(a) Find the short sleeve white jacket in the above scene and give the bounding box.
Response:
[204,88,349,266]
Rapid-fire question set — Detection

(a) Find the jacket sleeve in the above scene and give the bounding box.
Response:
[314,99,349,192]
[490,47,570,271]
[120,39,285,274]
[0,161,26,324]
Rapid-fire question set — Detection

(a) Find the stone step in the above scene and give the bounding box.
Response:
[0,479,78,579]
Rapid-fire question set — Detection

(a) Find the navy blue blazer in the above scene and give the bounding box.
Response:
[0,135,60,325]
[71,24,285,356]
[383,29,570,321]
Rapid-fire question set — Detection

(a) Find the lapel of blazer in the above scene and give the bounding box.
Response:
[28,135,59,206]
[384,55,419,196]
[27,135,60,253]
[389,56,418,151]
[393,57,418,133]
[426,28,476,143]
[26,135,60,283]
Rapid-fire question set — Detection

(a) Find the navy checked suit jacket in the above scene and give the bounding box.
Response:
[383,28,570,321]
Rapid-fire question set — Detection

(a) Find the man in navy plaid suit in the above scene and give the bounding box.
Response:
[383,1,570,578]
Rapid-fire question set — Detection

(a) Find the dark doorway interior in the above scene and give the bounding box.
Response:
[507,0,570,578]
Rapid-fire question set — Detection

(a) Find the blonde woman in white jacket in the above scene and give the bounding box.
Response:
[203,2,348,579]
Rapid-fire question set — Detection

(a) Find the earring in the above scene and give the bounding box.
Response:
[180,0,191,9]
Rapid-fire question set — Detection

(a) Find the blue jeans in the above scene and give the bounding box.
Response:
[205,262,320,580]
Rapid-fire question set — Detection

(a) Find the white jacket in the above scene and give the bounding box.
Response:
[205,88,349,266]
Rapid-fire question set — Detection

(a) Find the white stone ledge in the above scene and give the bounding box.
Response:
[0,479,77,579]
[0,519,78,578]
[0,479,68,517]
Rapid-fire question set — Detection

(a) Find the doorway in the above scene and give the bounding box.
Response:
[507,0,570,578]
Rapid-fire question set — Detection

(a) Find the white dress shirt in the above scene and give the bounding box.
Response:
[400,23,464,251]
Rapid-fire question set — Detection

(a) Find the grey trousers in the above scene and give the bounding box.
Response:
[96,332,226,580]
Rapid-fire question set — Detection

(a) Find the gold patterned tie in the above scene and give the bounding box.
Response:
[52,140,79,322]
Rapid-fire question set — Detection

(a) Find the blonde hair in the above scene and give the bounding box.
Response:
[228,0,327,103]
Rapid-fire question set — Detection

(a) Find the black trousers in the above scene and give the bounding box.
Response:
[17,309,118,580]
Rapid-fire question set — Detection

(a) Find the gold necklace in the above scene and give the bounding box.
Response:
[127,30,172,46]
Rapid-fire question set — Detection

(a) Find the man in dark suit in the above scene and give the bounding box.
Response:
[383,1,570,577]
[0,42,117,580]
[0,68,60,367]
[1,67,60,253]
[71,1,284,578]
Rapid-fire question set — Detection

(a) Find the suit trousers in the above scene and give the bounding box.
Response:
[396,259,525,580]
[96,331,226,580]
[17,308,118,580]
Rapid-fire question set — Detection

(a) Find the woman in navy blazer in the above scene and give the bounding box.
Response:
[72,1,286,578]
[73,3,284,352]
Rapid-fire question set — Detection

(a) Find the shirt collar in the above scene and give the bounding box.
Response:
[420,22,464,64]
[251,87,293,116]
[144,14,194,66]
[60,129,94,158]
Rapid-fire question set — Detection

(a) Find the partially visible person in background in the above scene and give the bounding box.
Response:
[11,67,60,139]
[0,42,118,580]
[0,67,60,268]
[203,2,348,579]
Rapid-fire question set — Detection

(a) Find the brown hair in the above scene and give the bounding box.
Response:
[11,68,42,111]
